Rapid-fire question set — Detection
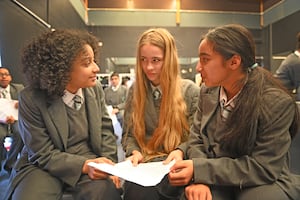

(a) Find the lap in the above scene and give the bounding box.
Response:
[12,168,64,200]
[123,181,159,200]
[12,168,122,200]
[237,183,290,200]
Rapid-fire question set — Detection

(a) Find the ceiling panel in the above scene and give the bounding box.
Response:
[87,0,283,12]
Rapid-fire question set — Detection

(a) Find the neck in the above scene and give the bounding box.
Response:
[223,73,247,100]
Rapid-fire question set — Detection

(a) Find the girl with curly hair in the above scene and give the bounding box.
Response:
[4,29,122,200]
[165,24,300,200]
[121,28,199,199]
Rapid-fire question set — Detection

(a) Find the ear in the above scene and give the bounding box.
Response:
[229,55,241,70]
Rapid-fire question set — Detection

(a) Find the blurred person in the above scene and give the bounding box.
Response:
[4,29,122,200]
[274,32,300,101]
[0,66,24,173]
[122,28,199,200]
[164,24,300,200]
[104,72,128,126]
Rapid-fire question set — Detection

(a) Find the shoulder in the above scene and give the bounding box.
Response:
[180,79,199,93]
[10,83,24,90]
[263,87,293,105]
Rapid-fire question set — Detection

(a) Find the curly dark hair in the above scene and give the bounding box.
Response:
[21,29,100,99]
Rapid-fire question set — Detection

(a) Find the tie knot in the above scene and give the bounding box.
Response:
[1,89,8,99]
[73,95,82,110]
[220,100,233,121]
[153,88,161,100]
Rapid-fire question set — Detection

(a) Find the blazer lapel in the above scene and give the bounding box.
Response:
[84,88,102,153]
[48,98,69,150]
[201,87,220,134]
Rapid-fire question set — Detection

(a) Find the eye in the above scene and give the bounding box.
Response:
[152,58,160,62]
[140,57,147,62]
[200,57,209,64]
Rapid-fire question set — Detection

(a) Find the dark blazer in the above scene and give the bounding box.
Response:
[4,82,117,199]
[184,85,300,200]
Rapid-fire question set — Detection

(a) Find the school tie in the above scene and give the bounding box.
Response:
[1,89,8,99]
[220,99,233,121]
[73,95,82,110]
[153,88,161,101]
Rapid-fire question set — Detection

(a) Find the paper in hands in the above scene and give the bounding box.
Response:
[0,99,18,123]
[88,160,175,186]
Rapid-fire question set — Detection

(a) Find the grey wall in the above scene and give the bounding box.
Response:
[0,0,87,84]
[0,0,299,83]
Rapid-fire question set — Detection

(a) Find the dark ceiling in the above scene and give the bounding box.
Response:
[87,0,283,13]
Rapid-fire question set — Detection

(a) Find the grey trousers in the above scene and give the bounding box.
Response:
[12,168,122,200]
[180,184,290,200]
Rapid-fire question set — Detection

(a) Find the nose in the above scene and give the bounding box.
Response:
[145,61,154,70]
[93,62,100,73]
[195,60,202,72]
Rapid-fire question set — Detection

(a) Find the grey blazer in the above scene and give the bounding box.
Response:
[122,79,199,158]
[184,85,300,200]
[4,82,117,199]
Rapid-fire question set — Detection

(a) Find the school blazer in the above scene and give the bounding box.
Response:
[6,82,117,195]
[185,85,300,200]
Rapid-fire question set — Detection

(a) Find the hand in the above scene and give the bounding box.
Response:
[112,108,119,115]
[185,184,212,200]
[168,160,194,186]
[109,175,121,188]
[14,101,19,109]
[82,157,114,180]
[126,150,143,166]
[6,116,15,124]
[163,149,184,164]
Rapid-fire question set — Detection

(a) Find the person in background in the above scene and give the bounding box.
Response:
[274,32,300,101]
[0,66,24,173]
[164,24,300,200]
[4,29,122,200]
[122,76,132,89]
[121,28,199,200]
[104,72,128,126]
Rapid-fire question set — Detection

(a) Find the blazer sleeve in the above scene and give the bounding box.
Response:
[93,83,118,162]
[121,86,140,156]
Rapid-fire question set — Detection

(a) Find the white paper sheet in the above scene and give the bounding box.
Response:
[0,99,18,122]
[88,160,175,186]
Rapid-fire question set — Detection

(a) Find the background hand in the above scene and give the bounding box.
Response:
[6,116,15,124]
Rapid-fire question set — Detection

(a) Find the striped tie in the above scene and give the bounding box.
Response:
[153,88,161,100]
[1,89,8,99]
[73,95,82,110]
[220,100,233,121]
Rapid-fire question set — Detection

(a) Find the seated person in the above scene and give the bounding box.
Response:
[0,66,24,173]
[122,28,199,200]
[4,29,122,200]
[165,24,300,200]
[104,72,128,127]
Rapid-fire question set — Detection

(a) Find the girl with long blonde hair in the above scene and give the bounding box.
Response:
[122,28,199,200]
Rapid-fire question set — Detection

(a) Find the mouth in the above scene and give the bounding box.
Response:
[90,76,97,81]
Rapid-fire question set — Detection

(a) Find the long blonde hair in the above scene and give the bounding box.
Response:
[131,28,189,161]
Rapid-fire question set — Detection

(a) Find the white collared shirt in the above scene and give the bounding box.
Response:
[62,88,84,108]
